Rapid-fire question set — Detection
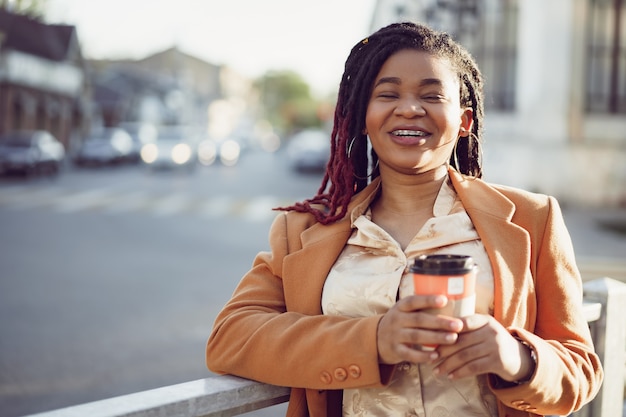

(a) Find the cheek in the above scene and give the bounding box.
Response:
[364,104,386,134]
[364,108,375,133]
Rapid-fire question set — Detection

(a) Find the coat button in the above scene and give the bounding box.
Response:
[348,365,361,378]
[334,367,347,381]
[320,371,332,384]
[511,400,525,406]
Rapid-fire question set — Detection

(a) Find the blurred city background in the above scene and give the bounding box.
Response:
[0,0,624,416]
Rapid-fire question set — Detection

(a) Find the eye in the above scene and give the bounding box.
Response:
[422,94,446,102]
[371,89,399,100]
[378,92,398,99]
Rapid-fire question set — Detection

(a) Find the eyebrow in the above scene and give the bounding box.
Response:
[373,77,444,88]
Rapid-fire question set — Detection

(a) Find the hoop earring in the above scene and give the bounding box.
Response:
[353,159,379,180]
[347,136,357,159]
[452,133,483,179]
[472,132,483,171]
[452,138,461,173]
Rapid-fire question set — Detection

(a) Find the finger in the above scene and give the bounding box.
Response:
[441,354,493,380]
[397,294,449,312]
[403,310,463,333]
[401,327,460,351]
[394,343,440,364]
[459,314,490,332]
[435,342,494,378]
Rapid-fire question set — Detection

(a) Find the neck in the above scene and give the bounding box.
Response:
[374,165,448,216]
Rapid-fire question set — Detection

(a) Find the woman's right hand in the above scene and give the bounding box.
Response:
[376,295,464,364]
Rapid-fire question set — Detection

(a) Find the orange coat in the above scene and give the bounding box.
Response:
[207,170,603,417]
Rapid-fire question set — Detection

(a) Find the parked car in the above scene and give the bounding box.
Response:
[140,127,197,171]
[0,130,65,176]
[74,128,134,166]
[286,129,330,172]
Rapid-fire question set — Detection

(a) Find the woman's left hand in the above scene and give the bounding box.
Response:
[433,314,534,383]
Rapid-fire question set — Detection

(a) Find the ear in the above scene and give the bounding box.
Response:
[459,108,474,137]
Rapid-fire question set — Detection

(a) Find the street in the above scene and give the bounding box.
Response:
[0,149,321,416]
[1,149,625,417]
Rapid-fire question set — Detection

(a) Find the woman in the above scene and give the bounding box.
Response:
[206,22,602,417]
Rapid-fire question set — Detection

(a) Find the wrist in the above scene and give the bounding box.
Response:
[490,337,537,389]
[511,337,537,384]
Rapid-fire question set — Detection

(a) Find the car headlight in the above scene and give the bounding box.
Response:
[171,143,192,165]
[140,143,158,164]
[198,141,217,166]
[219,140,240,166]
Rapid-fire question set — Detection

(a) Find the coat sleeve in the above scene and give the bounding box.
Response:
[489,196,603,416]
[206,213,393,390]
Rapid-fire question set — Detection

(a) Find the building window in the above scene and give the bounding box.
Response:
[586,0,626,114]
[422,0,519,111]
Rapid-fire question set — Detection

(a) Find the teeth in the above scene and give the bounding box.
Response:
[392,130,428,137]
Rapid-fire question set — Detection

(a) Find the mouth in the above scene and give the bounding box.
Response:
[390,129,430,145]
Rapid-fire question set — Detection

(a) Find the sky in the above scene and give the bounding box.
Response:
[44,0,378,97]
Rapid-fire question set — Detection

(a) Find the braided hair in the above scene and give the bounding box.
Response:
[278,22,484,224]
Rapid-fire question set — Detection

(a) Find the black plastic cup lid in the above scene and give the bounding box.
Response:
[410,254,476,275]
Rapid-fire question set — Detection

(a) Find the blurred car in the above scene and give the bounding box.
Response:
[140,127,197,171]
[286,129,330,172]
[197,137,241,167]
[74,128,134,166]
[0,130,65,176]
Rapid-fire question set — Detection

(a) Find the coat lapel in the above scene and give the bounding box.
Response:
[282,180,381,316]
[282,171,534,328]
[449,170,534,327]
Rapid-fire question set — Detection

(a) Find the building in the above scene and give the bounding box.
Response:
[88,46,259,143]
[88,47,224,130]
[370,0,626,207]
[0,9,88,150]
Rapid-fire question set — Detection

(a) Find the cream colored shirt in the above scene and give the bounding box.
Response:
[322,178,498,417]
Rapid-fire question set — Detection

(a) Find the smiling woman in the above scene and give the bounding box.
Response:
[206,22,603,417]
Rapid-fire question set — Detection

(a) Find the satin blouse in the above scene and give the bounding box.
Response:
[322,178,498,417]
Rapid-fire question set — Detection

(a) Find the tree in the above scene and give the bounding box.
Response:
[255,70,322,135]
[0,0,48,19]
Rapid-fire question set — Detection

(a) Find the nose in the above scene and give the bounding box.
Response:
[394,97,425,117]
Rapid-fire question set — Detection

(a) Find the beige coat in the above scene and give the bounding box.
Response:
[206,170,603,417]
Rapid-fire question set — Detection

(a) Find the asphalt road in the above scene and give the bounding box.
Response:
[0,149,624,417]
[0,149,321,417]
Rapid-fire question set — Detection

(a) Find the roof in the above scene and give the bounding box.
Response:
[0,9,78,61]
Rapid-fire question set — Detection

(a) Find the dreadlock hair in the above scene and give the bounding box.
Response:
[278,22,484,225]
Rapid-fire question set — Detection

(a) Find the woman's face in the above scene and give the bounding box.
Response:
[365,49,473,176]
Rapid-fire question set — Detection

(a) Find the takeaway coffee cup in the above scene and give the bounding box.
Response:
[411,254,477,318]
[411,254,477,351]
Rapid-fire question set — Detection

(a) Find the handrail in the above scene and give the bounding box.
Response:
[25,375,290,417]
[24,277,626,417]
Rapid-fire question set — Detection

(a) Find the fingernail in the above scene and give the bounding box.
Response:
[433,367,440,375]
[445,333,457,342]
[429,352,439,360]
[450,321,463,331]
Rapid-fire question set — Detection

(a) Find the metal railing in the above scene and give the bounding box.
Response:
[25,277,626,417]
